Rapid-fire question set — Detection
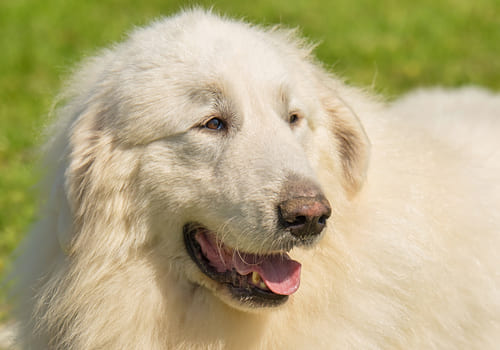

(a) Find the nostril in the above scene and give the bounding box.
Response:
[318,215,328,226]
[286,215,307,228]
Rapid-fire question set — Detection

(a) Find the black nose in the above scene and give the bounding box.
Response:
[278,178,332,239]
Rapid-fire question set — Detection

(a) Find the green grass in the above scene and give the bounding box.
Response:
[1,0,499,320]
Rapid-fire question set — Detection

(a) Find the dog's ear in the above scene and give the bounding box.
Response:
[44,105,102,254]
[317,75,371,196]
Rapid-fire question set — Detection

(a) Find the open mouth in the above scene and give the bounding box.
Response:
[183,223,302,307]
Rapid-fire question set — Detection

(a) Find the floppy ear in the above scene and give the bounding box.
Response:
[44,105,104,254]
[317,76,371,196]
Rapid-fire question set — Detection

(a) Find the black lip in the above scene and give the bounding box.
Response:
[183,223,288,307]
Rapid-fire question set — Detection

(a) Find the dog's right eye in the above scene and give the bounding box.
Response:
[203,117,225,131]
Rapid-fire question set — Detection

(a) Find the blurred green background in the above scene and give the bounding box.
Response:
[1,0,499,321]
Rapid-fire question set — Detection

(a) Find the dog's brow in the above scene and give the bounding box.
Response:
[278,84,290,105]
[188,83,225,105]
[275,83,293,118]
[187,83,239,130]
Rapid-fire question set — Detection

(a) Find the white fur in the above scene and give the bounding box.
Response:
[10,10,500,349]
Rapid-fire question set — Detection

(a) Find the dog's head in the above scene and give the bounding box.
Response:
[57,10,370,311]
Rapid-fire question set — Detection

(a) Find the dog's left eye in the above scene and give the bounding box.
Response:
[203,117,225,131]
[288,112,302,127]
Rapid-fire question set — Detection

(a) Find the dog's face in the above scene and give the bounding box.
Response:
[64,11,369,311]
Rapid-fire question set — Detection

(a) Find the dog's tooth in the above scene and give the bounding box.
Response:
[250,272,269,290]
[251,271,261,285]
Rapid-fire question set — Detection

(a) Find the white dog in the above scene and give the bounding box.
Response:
[10,9,500,349]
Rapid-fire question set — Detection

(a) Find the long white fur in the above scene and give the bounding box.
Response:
[10,9,500,349]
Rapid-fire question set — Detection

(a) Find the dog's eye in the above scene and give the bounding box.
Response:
[288,112,301,126]
[203,117,225,131]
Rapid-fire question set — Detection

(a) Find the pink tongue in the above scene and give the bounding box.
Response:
[195,232,301,295]
[233,253,301,295]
